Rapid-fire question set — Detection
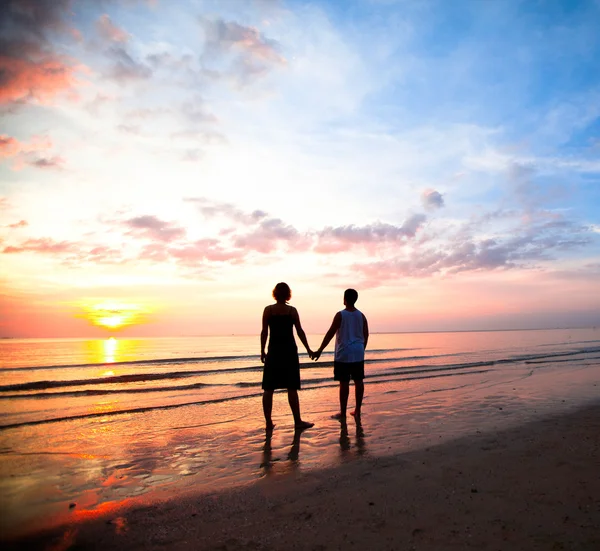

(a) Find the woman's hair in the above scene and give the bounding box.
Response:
[272,282,292,302]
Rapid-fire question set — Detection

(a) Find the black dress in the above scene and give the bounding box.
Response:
[262,306,301,390]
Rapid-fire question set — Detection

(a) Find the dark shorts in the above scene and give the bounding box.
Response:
[334,360,365,382]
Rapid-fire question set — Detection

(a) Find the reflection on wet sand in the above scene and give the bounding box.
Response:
[339,417,367,458]
[260,428,306,477]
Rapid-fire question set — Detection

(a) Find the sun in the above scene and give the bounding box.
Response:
[98,314,127,329]
[81,301,148,331]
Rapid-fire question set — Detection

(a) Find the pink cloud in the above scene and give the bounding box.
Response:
[96,14,130,43]
[6,220,28,229]
[168,239,247,264]
[314,215,427,254]
[350,217,593,287]
[0,0,86,105]
[186,197,267,225]
[1,236,126,265]
[124,215,187,242]
[233,218,302,253]
[3,238,79,255]
[0,55,83,105]
[0,134,52,159]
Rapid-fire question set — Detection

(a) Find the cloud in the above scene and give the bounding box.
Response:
[200,17,286,86]
[28,155,65,169]
[168,239,247,264]
[351,213,594,287]
[5,220,27,229]
[0,134,64,169]
[421,189,445,210]
[233,217,302,253]
[170,129,227,144]
[0,55,82,105]
[186,197,268,225]
[96,14,129,43]
[1,236,126,265]
[181,100,218,124]
[123,215,187,242]
[314,215,427,253]
[0,0,84,105]
[3,237,79,255]
[108,46,152,82]
[0,134,52,158]
[117,124,141,134]
[182,149,203,162]
[202,18,285,64]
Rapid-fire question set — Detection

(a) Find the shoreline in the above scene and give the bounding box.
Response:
[6,401,599,550]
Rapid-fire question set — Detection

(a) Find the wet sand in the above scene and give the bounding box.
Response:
[5,402,599,551]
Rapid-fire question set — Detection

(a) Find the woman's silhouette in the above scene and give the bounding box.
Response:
[260,282,314,431]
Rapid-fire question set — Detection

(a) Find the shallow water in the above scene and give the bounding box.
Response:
[1,328,599,537]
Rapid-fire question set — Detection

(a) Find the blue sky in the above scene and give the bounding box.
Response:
[0,0,599,336]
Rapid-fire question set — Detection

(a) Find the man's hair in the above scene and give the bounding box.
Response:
[344,288,358,305]
[272,282,292,302]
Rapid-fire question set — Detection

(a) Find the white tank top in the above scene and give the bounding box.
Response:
[334,309,365,362]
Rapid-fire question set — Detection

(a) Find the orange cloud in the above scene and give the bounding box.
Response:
[0,134,52,158]
[0,134,63,170]
[0,55,84,105]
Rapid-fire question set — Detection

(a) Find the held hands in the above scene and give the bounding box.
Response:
[309,349,322,361]
[261,351,267,363]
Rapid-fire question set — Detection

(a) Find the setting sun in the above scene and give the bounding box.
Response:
[98,314,126,329]
[80,302,148,331]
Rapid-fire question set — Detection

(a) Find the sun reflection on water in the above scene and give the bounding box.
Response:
[103,337,118,363]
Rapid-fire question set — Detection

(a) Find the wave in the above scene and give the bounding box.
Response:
[0,354,460,393]
[1,347,426,372]
[3,346,598,397]
[0,368,491,431]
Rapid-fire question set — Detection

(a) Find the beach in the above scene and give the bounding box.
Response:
[1,330,599,549]
[6,403,600,550]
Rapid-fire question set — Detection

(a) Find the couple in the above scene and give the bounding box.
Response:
[260,282,369,431]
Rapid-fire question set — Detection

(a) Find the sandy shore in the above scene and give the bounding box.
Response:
[5,403,600,551]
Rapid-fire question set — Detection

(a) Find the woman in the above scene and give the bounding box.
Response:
[260,282,314,431]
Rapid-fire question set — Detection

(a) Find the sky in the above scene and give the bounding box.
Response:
[1,0,599,338]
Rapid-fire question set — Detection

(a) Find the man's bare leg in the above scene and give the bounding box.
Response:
[333,381,350,420]
[350,380,364,418]
[287,388,314,430]
[263,390,275,430]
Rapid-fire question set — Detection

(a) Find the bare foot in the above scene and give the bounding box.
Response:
[294,420,314,430]
[331,413,346,421]
[350,410,361,418]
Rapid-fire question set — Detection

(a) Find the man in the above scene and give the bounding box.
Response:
[313,289,369,420]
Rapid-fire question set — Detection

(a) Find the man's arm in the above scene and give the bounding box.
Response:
[260,307,269,363]
[314,312,342,360]
[362,314,369,351]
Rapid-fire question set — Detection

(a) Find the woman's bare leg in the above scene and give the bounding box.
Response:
[263,390,275,429]
[287,389,313,429]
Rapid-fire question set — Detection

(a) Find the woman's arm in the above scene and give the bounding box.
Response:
[291,308,313,356]
[260,307,269,363]
[362,313,369,350]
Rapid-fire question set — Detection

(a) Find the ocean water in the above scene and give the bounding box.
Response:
[1,329,599,537]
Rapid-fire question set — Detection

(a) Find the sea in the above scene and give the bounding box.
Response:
[1,328,599,537]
